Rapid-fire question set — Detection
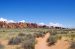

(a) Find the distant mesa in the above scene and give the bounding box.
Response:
[0,21,65,29]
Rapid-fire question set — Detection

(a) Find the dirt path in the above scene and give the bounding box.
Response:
[35,32,70,49]
[49,39,70,49]
[35,32,50,49]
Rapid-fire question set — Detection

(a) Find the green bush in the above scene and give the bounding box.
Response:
[18,33,26,36]
[21,34,35,49]
[8,33,27,45]
[34,32,46,38]
[47,35,58,46]
[8,37,22,45]
[8,33,36,49]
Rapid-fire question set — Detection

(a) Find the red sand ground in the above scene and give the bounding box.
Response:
[35,32,70,49]
[0,39,20,49]
[0,32,70,49]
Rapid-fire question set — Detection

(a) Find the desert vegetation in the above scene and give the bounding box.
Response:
[0,27,75,49]
[69,41,75,49]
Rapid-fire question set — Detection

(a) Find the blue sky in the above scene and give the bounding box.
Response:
[0,0,75,28]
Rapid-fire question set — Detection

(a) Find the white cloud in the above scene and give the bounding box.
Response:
[0,18,64,27]
[48,22,64,27]
[38,22,45,26]
[19,20,25,23]
[0,17,15,23]
[38,22,64,27]
[7,20,15,23]
[0,18,7,21]
[0,17,26,23]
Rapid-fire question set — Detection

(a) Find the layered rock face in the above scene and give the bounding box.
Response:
[0,21,49,29]
[0,21,64,29]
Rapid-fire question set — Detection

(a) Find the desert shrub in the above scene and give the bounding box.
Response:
[34,32,46,38]
[47,35,58,46]
[50,32,57,35]
[69,41,75,49]
[70,34,75,40]
[8,33,36,49]
[8,33,27,45]
[8,37,22,45]
[57,35,62,40]
[22,34,35,49]
[0,44,5,49]
[18,33,26,36]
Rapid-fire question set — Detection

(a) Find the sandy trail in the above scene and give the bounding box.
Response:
[49,39,70,49]
[35,32,70,49]
[35,32,50,49]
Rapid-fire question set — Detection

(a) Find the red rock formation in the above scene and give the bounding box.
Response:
[0,21,64,29]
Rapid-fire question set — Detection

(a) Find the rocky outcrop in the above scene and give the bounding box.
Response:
[0,21,65,29]
[0,21,49,29]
